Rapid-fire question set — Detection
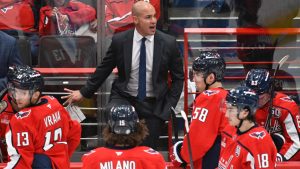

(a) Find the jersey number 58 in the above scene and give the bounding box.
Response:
[192,107,208,122]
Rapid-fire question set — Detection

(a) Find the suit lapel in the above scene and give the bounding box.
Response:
[152,32,162,82]
[123,30,134,79]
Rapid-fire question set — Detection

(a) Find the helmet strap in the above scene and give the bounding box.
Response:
[236,108,246,129]
[236,108,252,129]
[237,119,244,129]
[204,73,217,90]
[29,90,41,106]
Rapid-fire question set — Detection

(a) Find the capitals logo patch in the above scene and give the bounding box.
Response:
[144,148,159,155]
[249,131,266,139]
[203,90,219,96]
[16,110,31,119]
[1,6,13,13]
[235,145,241,157]
[280,96,294,103]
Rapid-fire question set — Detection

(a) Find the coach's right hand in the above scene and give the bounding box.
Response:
[61,88,84,106]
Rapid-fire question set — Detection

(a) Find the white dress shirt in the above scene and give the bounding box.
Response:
[126,29,154,97]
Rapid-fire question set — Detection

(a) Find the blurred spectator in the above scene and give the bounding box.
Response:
[39,0,96,36]
[106,0,160,35]
[256,0,300,70]
[0,0,36,32]
[230,0,275,72]
[200,0,230,28]
[0,0,40,66]
[230,0,300,95]
[0,31,21,91]
[89,0,161,36]
[171,0,195,7]
[230,0,300,72]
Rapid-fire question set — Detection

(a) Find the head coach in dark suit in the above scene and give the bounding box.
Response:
[0,31,22,92]
[63,1,184,149]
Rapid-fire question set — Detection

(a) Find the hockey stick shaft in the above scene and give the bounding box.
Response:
[170,107,189,169]
[180,110,190,132]
[0,88,7,100]
[180,110,194,169]
[265,55,289,132]
[170,107,179,142]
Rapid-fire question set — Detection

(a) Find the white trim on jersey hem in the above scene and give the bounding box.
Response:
[246,153,255,169]
[5,130,20,169]
[284,113,300,160]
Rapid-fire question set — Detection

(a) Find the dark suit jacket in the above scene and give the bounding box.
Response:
[80,29,184,120]
[0,31,21,91]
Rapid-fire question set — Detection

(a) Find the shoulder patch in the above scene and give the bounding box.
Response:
[144,148,159,155]
[249,131,266,139]
[1,6,13,13]
[15,110,31,119]
[235,145,241,157]
[0,101,7,113]
[203,90,220,96]
[280,96,294,103]
[83,150,96,156]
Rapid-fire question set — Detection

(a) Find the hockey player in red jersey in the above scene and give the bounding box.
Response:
[0,89,19,162]
[82,104,166,169]
[4,65,81,169]
[218,86,277,169]
[1,81,77,165]
[245,69,300,161]
[171,51,228,169]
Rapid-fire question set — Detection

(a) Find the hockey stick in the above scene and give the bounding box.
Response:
[170,107,179,142]
[264,55,289,132]
[0,88,7,100]
[179,109,194,169]
[170,107,188,169]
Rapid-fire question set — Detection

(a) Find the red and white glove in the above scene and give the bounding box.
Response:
[169,141,186,168]
[271,133,285,151]
[276,153,286,162]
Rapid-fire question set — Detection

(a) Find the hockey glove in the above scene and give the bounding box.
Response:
[276,153,287,162]
[271,133,285,151]
[170,141,187,168]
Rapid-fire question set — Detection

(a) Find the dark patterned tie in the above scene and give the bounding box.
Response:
[137,37,147,100]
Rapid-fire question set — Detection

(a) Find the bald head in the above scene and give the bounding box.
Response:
[132,1,155,17]
[132,1,157,36]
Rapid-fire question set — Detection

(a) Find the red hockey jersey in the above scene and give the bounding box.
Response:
[82,146,166,169]
[0,0,35,31]
[39,0,96,36]
[5,95,81,169]
[0,93,16,162]
[218,125,277,169]
[255,92,300,160]
[105,0,161,35]
[180,88,228,169]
